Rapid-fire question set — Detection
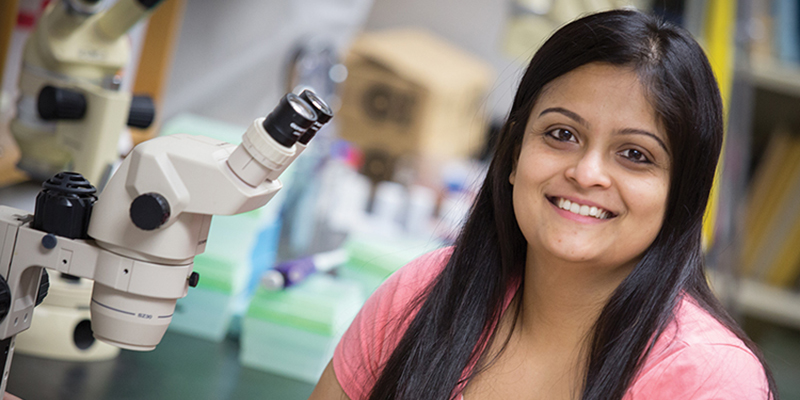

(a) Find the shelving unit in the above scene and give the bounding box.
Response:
[738,278,800,331]
[724,55,800,331]
[697,0,800,336]
[710,272,800,331]
[748,57,800,142]
[748,57,800,98]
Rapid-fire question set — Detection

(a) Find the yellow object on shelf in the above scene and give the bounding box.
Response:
[700,0,737,251]
[741,130,800,287]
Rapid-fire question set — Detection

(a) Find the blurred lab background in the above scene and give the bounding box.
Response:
[0,0,799,398]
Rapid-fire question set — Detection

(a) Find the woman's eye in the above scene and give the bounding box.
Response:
[546,128,577,143]
[619,148,651,164]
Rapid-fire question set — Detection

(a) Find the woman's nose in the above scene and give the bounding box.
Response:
[565,150,612,189]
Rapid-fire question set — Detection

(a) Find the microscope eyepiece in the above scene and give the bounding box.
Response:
[262,93,317,148]
[299,90,333,124]
[298,90,334,145]
[227,92,323,186]
[136,0,164,9]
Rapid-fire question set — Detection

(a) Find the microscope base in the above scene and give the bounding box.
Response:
[14,304,120,362]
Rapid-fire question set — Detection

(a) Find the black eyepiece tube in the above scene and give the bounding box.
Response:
[298,90,333,145]
[262,93,318,148]
[137,0,164,10]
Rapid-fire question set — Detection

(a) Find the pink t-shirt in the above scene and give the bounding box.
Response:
[333,248,770,400]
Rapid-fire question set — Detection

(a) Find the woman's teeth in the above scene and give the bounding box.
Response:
[555,198,611,219]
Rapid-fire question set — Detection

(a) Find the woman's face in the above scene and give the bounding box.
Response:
[510,63,670,273]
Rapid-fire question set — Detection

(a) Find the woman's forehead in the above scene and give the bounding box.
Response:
[528,63,668,147]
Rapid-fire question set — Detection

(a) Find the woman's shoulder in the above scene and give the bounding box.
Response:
[380,246,454,300]
[626,296,770,399]
[332,247,454,400]
[346,245,454,334]
[354,246,454,336]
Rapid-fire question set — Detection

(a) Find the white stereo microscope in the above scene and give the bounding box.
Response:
[0,90,332,398]
[10,0,163,187]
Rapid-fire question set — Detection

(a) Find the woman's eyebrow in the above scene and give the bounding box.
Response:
[539,107,670,155]
[539,107,589,127]
[618,128,670,155]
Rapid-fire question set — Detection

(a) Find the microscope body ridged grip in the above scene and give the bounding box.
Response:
[32,172,97,239]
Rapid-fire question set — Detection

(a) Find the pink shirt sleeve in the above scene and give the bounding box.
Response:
[625,342,770,399]
[619,296,773,399]
[332,247,453,400]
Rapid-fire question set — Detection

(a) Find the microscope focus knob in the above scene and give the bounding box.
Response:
[130,193,171,230]
[36,269,50,307]
[0,276,11,322]
[37,85,87,120]
[127,95,156,129]
[188,272,200,288]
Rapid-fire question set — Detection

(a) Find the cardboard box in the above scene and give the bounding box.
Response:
[338,29,494,179]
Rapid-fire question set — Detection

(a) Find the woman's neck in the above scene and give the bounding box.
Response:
[516,250,637,354]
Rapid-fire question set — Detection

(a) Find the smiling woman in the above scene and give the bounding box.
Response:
[511,64,670,273]
[309,8,778,400]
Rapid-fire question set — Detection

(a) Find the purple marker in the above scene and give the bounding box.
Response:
[261,248,348,290]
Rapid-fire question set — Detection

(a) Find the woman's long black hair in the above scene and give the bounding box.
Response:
[368,9,778,400]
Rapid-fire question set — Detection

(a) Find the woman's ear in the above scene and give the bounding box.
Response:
[509,169,516,185]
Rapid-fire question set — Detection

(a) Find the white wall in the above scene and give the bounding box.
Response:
[161,0,374,126]
[160,0,525,127]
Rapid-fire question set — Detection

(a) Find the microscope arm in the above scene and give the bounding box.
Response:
[95,0,164,42]
[0,206,192,338]
[0,205,192,397]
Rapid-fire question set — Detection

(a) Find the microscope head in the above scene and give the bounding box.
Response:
[10,0,163,186]
[79,92,326,351]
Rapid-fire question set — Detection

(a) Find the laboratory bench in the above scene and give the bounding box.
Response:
[6,330,315,400]
[8,319,800,400]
